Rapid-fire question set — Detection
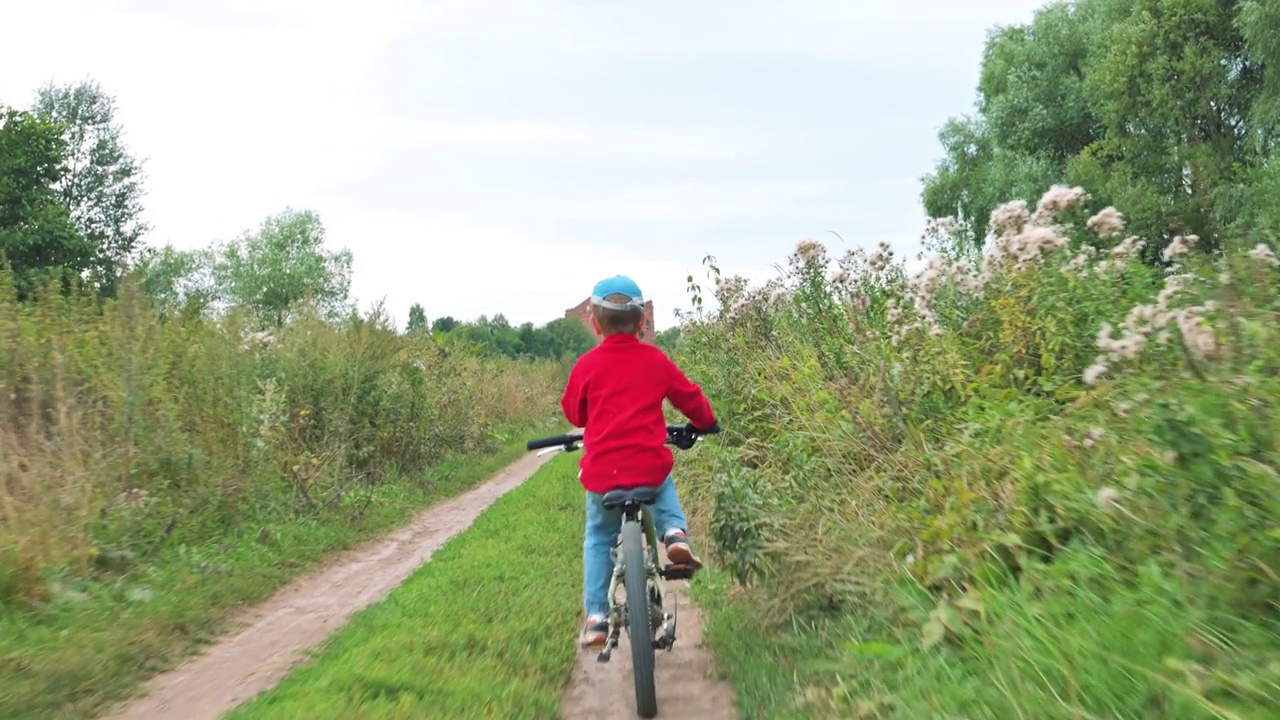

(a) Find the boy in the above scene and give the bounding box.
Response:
[561,274,719,649]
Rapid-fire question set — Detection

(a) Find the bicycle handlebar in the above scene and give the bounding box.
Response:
[525,422,720,452]
[526,433,584,451]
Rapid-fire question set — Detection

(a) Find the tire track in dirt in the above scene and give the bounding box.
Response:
[561,547,738,720]
[99,450,555,720]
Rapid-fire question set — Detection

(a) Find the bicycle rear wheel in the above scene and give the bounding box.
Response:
[622,519,657,718]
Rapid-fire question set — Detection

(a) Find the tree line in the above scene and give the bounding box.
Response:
[408,305,683,360]
[1,78,607,356]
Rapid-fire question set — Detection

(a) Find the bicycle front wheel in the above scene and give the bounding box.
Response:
[622,519,657,718]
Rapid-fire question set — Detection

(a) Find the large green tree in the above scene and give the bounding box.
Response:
[0,106,93,297]
[134,244,217,319]
[212,208,353,327]
[31,80,148,287]
[923,0,1278,255]
[406,303,428,334]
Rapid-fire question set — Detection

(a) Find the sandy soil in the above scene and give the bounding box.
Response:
[560,548,739,720]
[98,450,554,720]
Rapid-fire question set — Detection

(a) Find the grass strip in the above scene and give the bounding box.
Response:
[0,436,537,720]
[226,453,583,720]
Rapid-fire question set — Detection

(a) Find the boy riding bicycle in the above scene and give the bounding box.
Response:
[561,275,720,649]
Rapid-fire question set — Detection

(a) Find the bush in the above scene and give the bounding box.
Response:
[675,188,1280,716]
[0,274,562,605]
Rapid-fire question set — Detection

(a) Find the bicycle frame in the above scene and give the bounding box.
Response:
[597,503,674,662]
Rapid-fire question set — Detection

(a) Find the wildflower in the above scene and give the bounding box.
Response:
[1110,236,1145,261]
[867,242,894,272]
[831,269,851,286]
[1066,251,1092,274]
[1086,207,1125,238]
[1033,185,1088,223]
[716,274,750,304]
[1083,427,1104,448]
[1096,486,1119,508]
[990,200,1030,235]
[1083,357,1108,385]
[120,487,150,509]
[1014,225,1068,261]
[795,239,825,262]
[1247,243,1280,268]
[1156,274,1191,310]
[1175,307,1216,359]
[886,301,902,323]
[1161,235,1196,262]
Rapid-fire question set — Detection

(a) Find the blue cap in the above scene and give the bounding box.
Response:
[591,275,645,311]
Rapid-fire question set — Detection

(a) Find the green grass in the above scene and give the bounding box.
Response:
[0,436,537,720]
[692,550,1280,720]
[225,453,583,720]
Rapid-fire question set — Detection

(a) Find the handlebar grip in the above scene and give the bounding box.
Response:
[526,433,583,451]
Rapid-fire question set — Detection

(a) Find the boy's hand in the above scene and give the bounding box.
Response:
[670,425,698,449]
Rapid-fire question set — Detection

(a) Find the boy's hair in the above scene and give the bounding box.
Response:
[591,293,644,335]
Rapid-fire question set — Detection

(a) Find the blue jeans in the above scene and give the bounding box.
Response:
[583,476,689,617]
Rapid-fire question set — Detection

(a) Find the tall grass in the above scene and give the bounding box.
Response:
[675,190,1280,718]
[0,273,564,718]
[0,271,561,605]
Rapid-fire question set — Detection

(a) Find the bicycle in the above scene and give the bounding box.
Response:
[526,422,719,719]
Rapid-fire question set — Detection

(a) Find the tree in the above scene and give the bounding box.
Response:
[1241,0,1280,138]
[0,106,93,298]
[922,0,1277,256]
[213,208,352,327]
[406,303,428,334]
[31,79,148,287]
[431,316,459,334]
[654,326,682,353]
[541,317,596,359]
[133,244,217,319]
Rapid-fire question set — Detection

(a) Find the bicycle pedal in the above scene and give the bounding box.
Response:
[660,563,697,581]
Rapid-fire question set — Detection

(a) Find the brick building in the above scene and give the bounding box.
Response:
[565,297,656,345]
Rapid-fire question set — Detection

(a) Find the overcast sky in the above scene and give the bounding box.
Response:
[2,0,1048,330]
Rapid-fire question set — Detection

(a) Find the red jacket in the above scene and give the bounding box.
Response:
[561,334,717,493]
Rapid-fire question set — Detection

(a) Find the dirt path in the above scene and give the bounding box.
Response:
[561,549,738,720]
[100,451,554,720]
